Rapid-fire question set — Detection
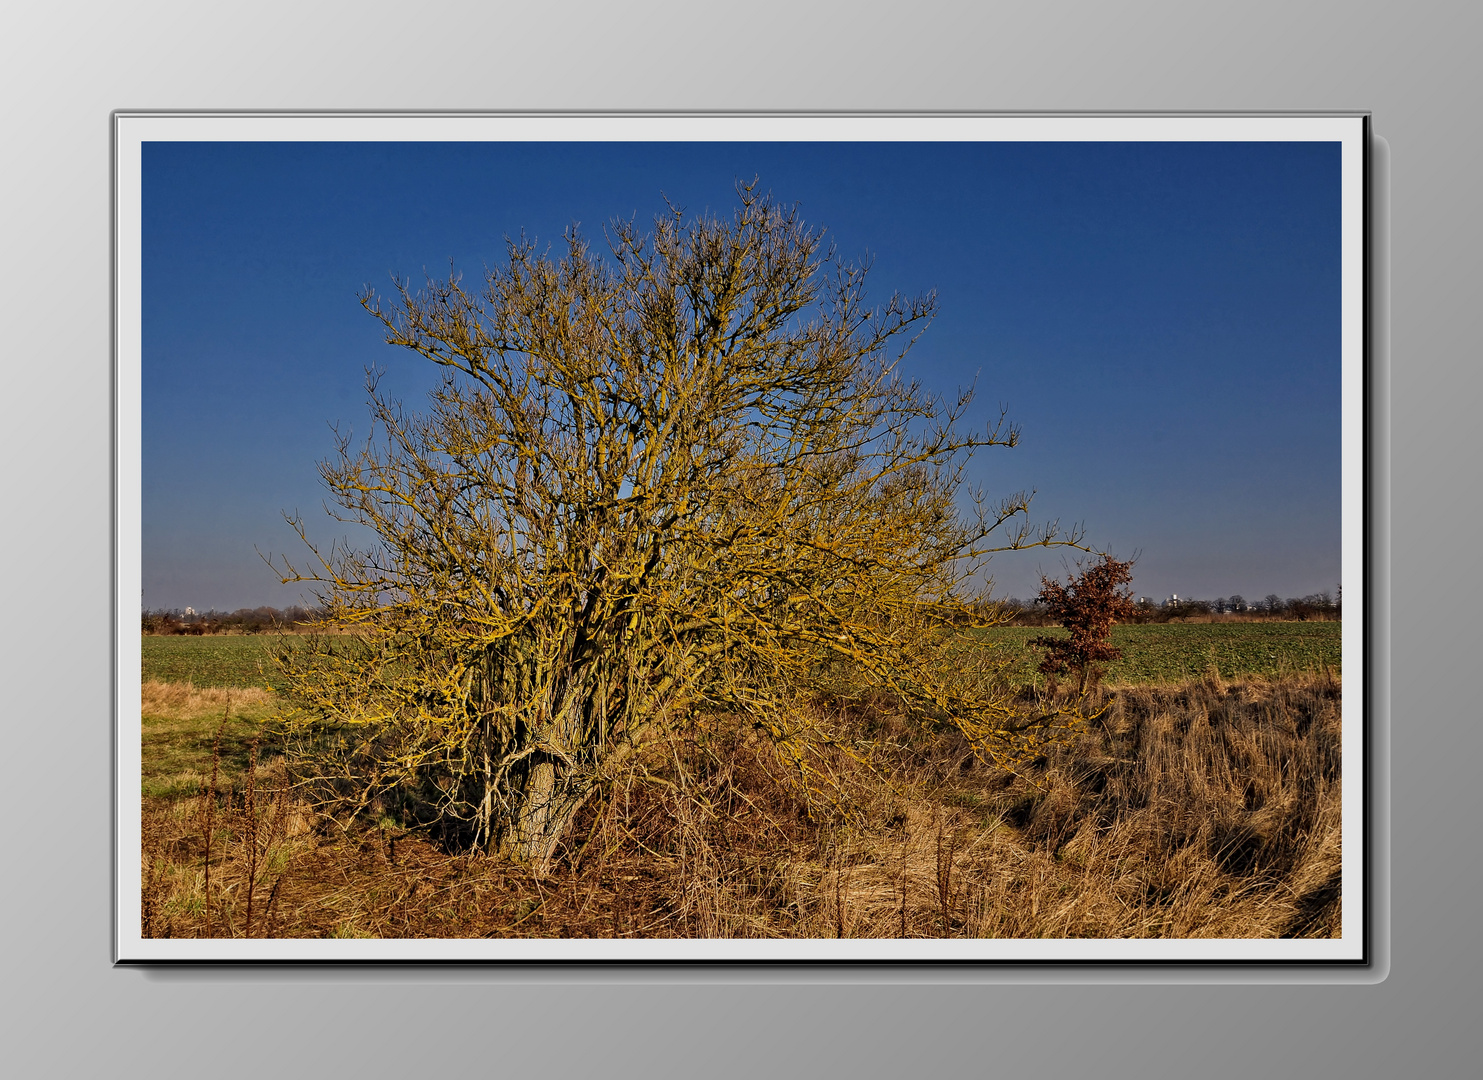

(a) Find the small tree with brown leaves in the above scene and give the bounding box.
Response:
[273,184,1090,871]
[1030,554,1136,695]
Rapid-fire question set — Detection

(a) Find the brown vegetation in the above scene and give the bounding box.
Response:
[142,606,323,636]
[141,668,1340,939]
[1030,554,1136,694]
[141,681,273,718]
[997,591,1341,627]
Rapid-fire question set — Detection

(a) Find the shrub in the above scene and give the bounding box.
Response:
[271,185,1090,870]
[1030,554,1137,694]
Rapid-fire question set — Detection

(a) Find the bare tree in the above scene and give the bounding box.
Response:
[273,185,1088,870]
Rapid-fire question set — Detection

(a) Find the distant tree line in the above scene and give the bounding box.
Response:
[993,589,1341,626]
[141,605,325,635]
[144,589,1341,636]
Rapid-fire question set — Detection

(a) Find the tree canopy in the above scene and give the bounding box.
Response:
[274,185,1088,869]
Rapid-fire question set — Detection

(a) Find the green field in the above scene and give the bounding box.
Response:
[143,622,1341,690]
[141,634,294,689]
[974,621,1341,685]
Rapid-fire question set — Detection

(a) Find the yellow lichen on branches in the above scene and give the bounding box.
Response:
[270,183,1089,871]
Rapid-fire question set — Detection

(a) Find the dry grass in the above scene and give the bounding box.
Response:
[141,680,273,719]
[140,669,1341,939]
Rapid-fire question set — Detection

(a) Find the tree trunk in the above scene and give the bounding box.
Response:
[509,761,591,876]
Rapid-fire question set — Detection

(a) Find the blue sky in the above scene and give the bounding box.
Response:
[142,140,1341,611]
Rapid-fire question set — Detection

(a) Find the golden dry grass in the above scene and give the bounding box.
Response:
[142,680,273,718]
[140,669,1341,939]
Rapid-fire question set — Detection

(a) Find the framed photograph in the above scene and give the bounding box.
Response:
[116,112,1372,965]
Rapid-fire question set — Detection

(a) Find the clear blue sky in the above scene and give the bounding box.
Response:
[142,140,1341,611]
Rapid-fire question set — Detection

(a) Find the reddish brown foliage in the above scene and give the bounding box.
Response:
[1031,554,1137,691]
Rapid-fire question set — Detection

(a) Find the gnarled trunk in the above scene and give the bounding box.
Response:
[505,761,594,875]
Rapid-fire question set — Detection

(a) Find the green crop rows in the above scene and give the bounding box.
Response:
[144,622,1341,692]
[973,622,1342,686]
[141,635,294,689]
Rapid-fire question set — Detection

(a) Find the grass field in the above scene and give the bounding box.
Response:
[139,669,1343,940]
[141,635,294,689]
[138,621,1344,940]
[976,621,1341,686]
[142,621,1342,691]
